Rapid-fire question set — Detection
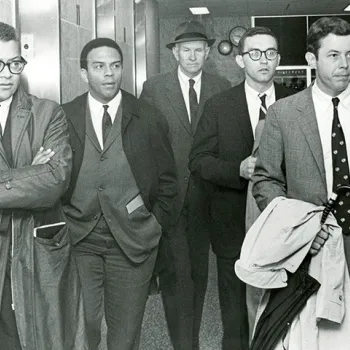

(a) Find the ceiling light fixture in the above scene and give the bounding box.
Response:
[189,7,210,15]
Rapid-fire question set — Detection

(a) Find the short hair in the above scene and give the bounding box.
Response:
[307,17,350,57]
[238,26,278,54]
[0,22,20,42]
[80,38,123,70]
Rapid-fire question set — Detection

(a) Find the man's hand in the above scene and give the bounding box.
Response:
[309,224,329,255]
[31,147,55,165]
[240,156,257,180]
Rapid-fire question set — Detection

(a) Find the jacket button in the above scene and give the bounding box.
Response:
[55,242,60,247]
[100,156,105,161]
[94,215,98,220]
[339,295,343,301]
[98,186,104,191]
[5,181,11,190]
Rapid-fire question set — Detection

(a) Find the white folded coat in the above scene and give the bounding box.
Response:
[235,197,350,350]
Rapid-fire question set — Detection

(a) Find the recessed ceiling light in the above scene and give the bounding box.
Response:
[189,7,210,15]
[344,4,350,11]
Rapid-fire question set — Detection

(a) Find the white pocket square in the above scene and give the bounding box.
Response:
[126,194,144,214]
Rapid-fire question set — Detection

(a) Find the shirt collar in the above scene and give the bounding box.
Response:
[177,66,202,85]
[313,80,350,110]
[244,80,275,100]
[0,95,13,109]
[88,90,122,116]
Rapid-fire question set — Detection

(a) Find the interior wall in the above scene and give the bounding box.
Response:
[60,0,96,103]
[115,0,135,94]
[18,0,61,102]
[0,0,16,25]
[135,0,160,96]
[160,15,251,86]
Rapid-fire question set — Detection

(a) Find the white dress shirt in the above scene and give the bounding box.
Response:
[0,96,13,136]
[177,66,202,122]
[245,81,276,138]
[312,81,350,198]
[88,91,122,148]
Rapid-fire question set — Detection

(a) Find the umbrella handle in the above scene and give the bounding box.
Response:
[321,185,350,224]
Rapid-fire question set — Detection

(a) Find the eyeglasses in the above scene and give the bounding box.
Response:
[0,57,27,74]
[241,49,278,61]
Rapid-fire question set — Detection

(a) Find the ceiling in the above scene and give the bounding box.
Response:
[157,0,350,19]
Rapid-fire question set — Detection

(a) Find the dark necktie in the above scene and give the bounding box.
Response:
[102,104,112,146]
[189,79,198,133]
[331,97,350,235]
[259,93,267,120]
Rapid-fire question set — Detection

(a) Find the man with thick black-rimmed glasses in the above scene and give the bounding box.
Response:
[189,26,294,349]
[0,21,87,349]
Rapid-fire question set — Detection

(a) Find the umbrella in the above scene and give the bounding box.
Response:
[250,185,350,350]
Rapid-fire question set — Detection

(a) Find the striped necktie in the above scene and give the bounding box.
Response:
[259,93,267,120]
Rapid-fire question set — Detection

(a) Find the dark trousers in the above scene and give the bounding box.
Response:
[73,217,157,350]
[160,209,194,350]
[187,178,212,350]
[0,258,21,350]
[217,256,249,350]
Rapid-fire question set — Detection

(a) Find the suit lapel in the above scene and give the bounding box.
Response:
[103,103,122,152]
[68,94,87,151]
[195,72,211,132]
[165,71,192,135]
[295,87,327,189]
[232,83,254,150]
[85,104,102,152]
[121,90,139,135]
[9,88,33,167]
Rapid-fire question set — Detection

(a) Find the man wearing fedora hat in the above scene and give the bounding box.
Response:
[140,20,230,349]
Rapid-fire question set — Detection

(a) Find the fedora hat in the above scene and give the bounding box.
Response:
[166,20,215,49]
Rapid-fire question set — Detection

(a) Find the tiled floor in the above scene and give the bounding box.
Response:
[99,250,222,349]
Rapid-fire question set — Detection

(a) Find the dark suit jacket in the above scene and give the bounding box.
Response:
[61,90,177,232]
[189,81,293,258]
[140,70,231,221]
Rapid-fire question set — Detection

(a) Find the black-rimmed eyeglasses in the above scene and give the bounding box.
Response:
[0,57,27,74]
[241,49,278,61]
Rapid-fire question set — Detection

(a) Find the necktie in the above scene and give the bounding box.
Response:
[252,93,267,156]
[259,93,267,120]
[189,79,198,133]
[331,97,350,235]
[102,104,112,146]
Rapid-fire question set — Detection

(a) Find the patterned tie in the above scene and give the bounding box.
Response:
[252,93,267,157]
[331,97,350,235]
[189,79,198,133]
[102,104,112,146]
[259,93,267,120]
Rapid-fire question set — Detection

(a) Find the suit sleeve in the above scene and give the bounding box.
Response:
[252,103,287,211]
[139,80,154,105]
[149,109,178,229]
[189,98,247,190]
[0,104,72,210]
